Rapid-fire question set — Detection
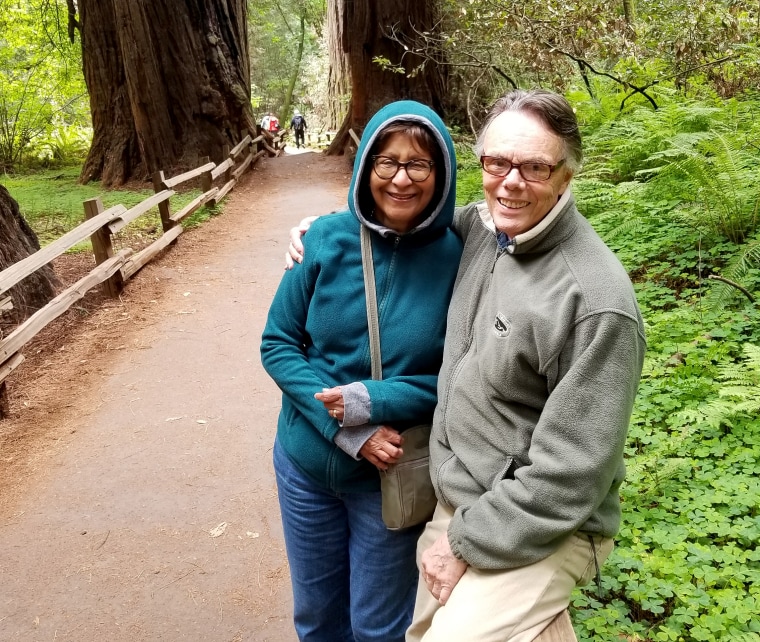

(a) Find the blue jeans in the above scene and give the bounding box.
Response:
[273,438,422,642]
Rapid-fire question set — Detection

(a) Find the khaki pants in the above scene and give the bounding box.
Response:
[406,503,613,642]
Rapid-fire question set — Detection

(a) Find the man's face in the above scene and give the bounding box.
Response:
[481,111,573,239]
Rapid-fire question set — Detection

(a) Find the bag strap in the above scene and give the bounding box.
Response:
[360,225,382,381]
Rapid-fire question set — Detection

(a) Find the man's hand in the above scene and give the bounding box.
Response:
[359,426,404,470]
[284,215,318,269]
[421,532,468,605]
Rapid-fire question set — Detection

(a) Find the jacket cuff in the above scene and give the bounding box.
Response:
[341,382,371,427]
[447,508,469,563]
[334,424,379,460]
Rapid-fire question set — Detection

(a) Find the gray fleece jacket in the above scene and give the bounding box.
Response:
[431,190,646,570]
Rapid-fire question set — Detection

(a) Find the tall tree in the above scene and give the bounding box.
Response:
[76,0,255,187]
[622,0,636,25]
[281,8,308,120]
[325,0,446,154]
[324,0,350,130]
[248,0,326,124]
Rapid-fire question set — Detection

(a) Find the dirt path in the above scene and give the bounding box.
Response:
[0,151,352,641]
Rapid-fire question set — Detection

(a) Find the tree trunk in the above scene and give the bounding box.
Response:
[326,0,446,155]
[325,0,350,131]
[78,0,141,186]
[0,185,58,326]
[622,0,636,25]
[78,0,255,187]
[282,10,307,121]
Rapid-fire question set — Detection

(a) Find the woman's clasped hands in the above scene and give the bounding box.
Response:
[315,385,404,471]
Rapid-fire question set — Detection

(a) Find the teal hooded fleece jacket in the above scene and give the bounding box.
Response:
[260,101,462,493]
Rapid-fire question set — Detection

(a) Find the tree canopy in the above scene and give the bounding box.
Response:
[380,0,760,131]
[0,0,86,172]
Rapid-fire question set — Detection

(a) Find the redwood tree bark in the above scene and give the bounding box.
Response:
[0,185,57,325]
[78,0,255,187]
[326,0,446,154]
[325,0,351,131]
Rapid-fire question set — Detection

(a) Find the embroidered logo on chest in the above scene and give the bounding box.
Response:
[493,312,511,337]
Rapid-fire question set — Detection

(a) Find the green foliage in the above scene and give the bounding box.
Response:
[3,167,205,247]
[580,96,722,182]
[646,131,760,244]
[713,234,760,306]
[567,273,760,640]
[37,124,91,165]
[0,0,89,171]
[576,92,760,305]
[454,142,483,206]
[371,56,405,75]
[572,92,760,642]
[427,0,760,128]
[679,343,760,430]
[248,0,325,122]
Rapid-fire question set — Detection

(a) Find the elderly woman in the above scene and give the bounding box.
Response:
[260,100,462,642]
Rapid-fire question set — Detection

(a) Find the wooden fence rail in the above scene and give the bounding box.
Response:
[0,126,284,416]
[305,130,338,149]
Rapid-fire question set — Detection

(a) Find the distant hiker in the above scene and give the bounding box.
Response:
[291,109,307,148]
[268,113,281,133]
[260,113,271,131]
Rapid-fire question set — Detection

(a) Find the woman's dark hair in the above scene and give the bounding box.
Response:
[358,120,446,225]
[372,122,440,162]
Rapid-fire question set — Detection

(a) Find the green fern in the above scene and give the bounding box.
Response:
[625,453,692,496]
[582,100,720,183]
[676,344,760,429]
[646,131,760,244]
[708,231,760,305]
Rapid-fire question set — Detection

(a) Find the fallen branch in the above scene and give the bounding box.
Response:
[708,274,755,302]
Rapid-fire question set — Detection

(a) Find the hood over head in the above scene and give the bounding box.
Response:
[348,100,456,237]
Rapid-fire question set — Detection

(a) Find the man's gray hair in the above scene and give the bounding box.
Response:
[474,89,583,172]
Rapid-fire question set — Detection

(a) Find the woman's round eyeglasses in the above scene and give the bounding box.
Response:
[372,156,435,182]
[480,156,565,182]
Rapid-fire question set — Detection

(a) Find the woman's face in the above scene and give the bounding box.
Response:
[369,132,437,234]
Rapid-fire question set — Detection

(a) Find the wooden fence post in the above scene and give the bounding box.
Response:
[242,128,252,158]
[255,125,264,153]
[222,144,231,183]
[0,381,10,417]
[83,197,122,297]
[152,171,175,233]
[0,353,25,419]
[199,155,212,195]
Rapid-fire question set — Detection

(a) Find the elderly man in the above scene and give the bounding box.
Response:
[407,90,646,641]
[286,89,646,641]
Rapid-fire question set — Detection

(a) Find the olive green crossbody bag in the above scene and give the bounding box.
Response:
[360,226,437,530]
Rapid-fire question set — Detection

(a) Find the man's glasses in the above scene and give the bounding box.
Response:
[372,156,435,182]
[480,156,565,182]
